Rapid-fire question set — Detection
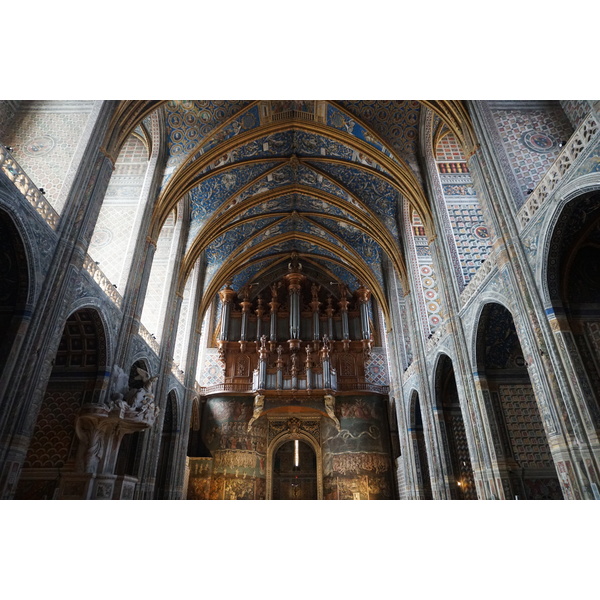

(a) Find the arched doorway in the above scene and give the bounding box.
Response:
[547,192,600,424]
[272,439,317,500]
[434,354,476,500]
[476,302,562,499]
[155,390,178,499]
[15,308,107,499]
[409,391,433,499]
[0,210,30,378]
[267,427,323,500]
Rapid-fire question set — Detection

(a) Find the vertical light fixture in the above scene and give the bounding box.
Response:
[294,439,300,468]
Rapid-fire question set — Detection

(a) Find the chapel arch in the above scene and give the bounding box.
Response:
[545,191,600,428]
[408,390,433,499]
[474,302,563,499]
[0,209,31,378]
[155,389,179,499]
[433,353,476,499]
[14,307,107,499]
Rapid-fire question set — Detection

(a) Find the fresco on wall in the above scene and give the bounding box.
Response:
[187,396,267,499]
[322,395,393,499]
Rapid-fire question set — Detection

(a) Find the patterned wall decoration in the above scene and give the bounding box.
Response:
[198,348,225,387]
[204,216,282,263]
[232,214,354,259]
[172,267,194,368]
[364,350,389,386]
[22,385,82,469]
[335,101,421,180]
[490,105,574,209]
[322,395,393,499]
[230,259,273,291]
[496,386,555,469]
[232,192,359,223]
[559,100,591,130]
[163,101,252,179]
[411,211,442,331]
[326,104,395,161]
[89,134,149,289]
[435,135,493,284]
[310,215,383,269]
[293,130,389,173]
[140,212,177,341]
[190,161,278,223]
[4,101,95,213]
[250,238,351,266]
[307,160,399,233]
[305,257,359,291]
[0,101,20,142]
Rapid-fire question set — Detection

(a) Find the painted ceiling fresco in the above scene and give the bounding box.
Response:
[159,101,429,310]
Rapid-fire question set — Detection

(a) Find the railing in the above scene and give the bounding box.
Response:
[271,109,317,123]
[138,322,160,355]
[0,145,59,230]
[82,255,123,309]
[402,361,419,383]
[459,253,496,307]
[336,382,389,395]
[198,381,388,396]
[171,362,185,384]
[426,322,447,352]
[517,114,599,228]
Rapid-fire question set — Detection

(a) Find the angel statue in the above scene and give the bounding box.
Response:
[125,367,159,411]
[106,365,129,410]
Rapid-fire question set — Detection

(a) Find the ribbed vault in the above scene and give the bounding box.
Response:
[102,100,476,329]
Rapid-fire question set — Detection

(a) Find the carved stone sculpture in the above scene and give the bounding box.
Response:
[247,394,265,431]
[324,394,341,431]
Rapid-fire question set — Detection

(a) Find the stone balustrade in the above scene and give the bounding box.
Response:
[0,145,59,230]
[518,113,599,228]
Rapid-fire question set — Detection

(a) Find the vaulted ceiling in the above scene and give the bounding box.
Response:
[107,100,476,324]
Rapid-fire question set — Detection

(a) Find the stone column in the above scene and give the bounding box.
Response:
[0,101,122,499]
[467,100,599,499]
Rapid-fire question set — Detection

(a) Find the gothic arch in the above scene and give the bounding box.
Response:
[473,301,563,499]
[0,207,34,380]
[15,306,108,499]
[432,353,477,499]
[408,389,433,499]
[155,389,179,499]
[538,185,600,309]
[266,427,323,500]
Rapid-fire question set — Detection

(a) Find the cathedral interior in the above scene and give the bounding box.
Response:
[1,99,600,503]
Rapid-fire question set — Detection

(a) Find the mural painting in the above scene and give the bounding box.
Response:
[322,395,393,499]
[187,396,267,500]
